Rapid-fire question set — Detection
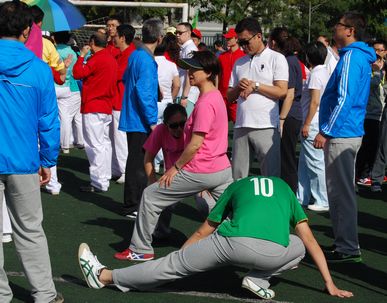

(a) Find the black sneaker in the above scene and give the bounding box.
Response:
[325,251,362,263]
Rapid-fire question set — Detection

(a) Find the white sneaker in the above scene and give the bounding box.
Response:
[307,204,329,212]
[78,243,106,289]
[241,277,275,299]
[116,175,125,184]
[2,234,12,243]
[62,148,70,154]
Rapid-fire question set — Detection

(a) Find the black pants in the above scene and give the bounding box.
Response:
[124,132,149,212]
[355,119,380,179]
[371,107,387,183]
[281,116,302,193]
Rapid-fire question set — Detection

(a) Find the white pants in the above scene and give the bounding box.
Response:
[83,113,112,191]
[56,87,83,148]
[45,166,62,193]
[111,110,128,177]
[2,197,11,234]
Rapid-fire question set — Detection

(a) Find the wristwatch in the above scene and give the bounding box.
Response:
[254,82,260,92]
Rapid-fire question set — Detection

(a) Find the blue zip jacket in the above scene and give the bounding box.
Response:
[319,41,376,138]
[119,45,158,133]
[0,40,60,174]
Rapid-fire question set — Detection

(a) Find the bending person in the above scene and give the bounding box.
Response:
[114,50,233,261]
[79,176,353,300]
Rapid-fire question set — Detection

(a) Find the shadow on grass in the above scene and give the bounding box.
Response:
[10,282,32,303]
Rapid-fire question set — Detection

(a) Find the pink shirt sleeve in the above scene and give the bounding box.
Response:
[192,101,216,134]
[143,124,164,156]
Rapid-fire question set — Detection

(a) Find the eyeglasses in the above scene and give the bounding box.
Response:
[238,33,257,47]
[176,30,188,35]
[168,121,186,129]
[335,22,353,29]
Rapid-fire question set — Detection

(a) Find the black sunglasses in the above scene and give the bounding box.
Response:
[335,22,353,28]
[168,120,186,129]
[238,33,257,47]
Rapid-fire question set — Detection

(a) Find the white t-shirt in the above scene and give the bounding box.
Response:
[229,48,289,129]
[300,64,330,125]
[178,39,199,103]
[155,56,179,103]
[325,47,338,76]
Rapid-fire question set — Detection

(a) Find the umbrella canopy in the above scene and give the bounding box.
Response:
[24,0,86,32]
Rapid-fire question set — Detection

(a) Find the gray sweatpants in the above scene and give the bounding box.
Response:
[130,168,233,254]
[324,137,362,255]
[114,233,305,291]
[232,127,281,179]
[0,174,57,303]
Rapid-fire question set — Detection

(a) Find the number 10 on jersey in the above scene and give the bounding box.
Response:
[250,177,274,197]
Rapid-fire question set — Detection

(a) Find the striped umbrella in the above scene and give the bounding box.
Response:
[24,0,86,32]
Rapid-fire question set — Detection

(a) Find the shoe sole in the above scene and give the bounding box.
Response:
[327,257,362,264]
[78,243,102,289]
[242,281,275,299]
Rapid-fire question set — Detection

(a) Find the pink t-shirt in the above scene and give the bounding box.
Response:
[143,124,184,170]
[183,89,231,173]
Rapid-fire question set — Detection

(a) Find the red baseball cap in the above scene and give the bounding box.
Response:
[223,28,237,39]
[191,28,202,39]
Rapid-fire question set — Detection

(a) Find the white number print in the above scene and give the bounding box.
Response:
[250,177,274,197]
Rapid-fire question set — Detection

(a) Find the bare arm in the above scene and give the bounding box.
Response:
[279,88,295,119]
[144,151,157,185]
[302,89,320,138]
[158,132,205,187]
[228,79,288,102]
[295,222,353,298]
[182,219,219,249]
[171,75,181,99]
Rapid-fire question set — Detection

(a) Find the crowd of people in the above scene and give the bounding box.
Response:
[0,0,386,301]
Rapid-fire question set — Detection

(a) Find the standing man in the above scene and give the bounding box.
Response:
[228,17,288,179]
[176,22,199,113]
[0,1,63,302]
[314,12,376,262]
[106,15,122,58]
[119,19,163,218]
[218,28,245,123]
[73,33,118,192]
[111,24,136,184]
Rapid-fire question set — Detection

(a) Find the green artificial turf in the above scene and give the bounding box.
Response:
[3,148,387,303]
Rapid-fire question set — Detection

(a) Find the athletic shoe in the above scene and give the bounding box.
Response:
[325,251,362,263]
[125,211,138,219]
[78,243,106,289]
[371,182,382,193]
[307,204,329,212]
[384,176,387,183]
[241,277,275,299]
[49,293,64,303]
[356,177,371,186]
[116,175,125,184]
[80,186,104,193]
[42,187,60,195]
[114,248,154,261]
[74,143,85,149]
[2,234,12,243]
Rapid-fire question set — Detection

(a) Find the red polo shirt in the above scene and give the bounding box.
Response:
[114,43,136,111]
[107,40,121,59]
[73,48,118,114]
[218,48,245,122]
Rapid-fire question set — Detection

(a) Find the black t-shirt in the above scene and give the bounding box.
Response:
[286,55,303,121]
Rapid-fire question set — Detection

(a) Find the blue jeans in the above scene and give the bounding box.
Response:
[296,122,329,207]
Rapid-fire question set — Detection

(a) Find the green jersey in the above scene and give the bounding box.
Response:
[207,176,307,247]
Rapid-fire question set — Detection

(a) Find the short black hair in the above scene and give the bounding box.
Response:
[177,22,193,32]
[0,1,32,38]
[117,24,135,45]
[30,5,44,23]
[305,41,327,67]
[53,31,71,45]
[107,15,122,25]
[89,32,107,48]
[269,27,289,52]
[163,104,187,124]
[371,39,386,49]
[235,17,262,35]
[341,12,366,41]
[191,50,220,85]
[284,36,301,56]
[214,40,223,47]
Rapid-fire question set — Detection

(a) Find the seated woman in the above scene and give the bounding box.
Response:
[79,176,353,300]
[113,51,233,261]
